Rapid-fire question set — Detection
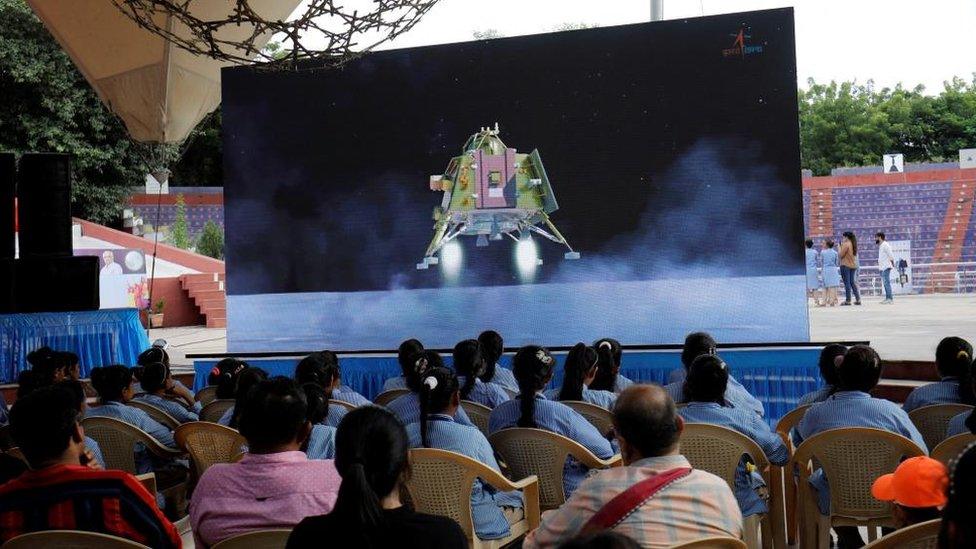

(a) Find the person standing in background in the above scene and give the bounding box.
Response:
[820,239,841,307]
[805,239,821,306]
[839,231,861,306]
[876,232,895,304]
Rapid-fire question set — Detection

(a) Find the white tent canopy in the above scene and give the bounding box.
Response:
[26,1,300,143]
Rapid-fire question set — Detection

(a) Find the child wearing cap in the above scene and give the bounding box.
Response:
[871,456,948,528]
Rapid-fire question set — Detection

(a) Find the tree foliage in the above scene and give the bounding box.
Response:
[0,0,145,224]
[196,219,224,260]
[170,194,190,249]
[799,76,976,175]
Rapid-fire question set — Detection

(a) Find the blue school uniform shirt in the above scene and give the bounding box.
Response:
[84,436,105,468]
[613,375,634,393]
[407,414,523,540]
[387,392,475,428]
[797,386,836,406]
[134,393,201,423]
[665,375,765,417]
[487,366,518,393]
[902,378,961,412]
[86,401,177,473]
[795,391,927,514]
[305,424,337,460]
[947,411,971,438]
[324,405,348,428]
[678,402,788,516]
[217,406,234,426]
[488,394,615,496]
[458,377,510,408]
[333,386,370,407]
[381,376,409,392]
[668,368,685,385]
[543,387,617,411]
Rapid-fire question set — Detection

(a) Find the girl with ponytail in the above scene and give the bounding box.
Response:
[296,350,369,426]
[487,345,615,496]
[546,343,616,410]
[663,332,765,416]
[287,407,466,548]
[476,330,518,392]
[797,344,847,405]
[209,357,248,399]
[133,361,201,423]
[903,336,974,412]
[453,339,509,408]
[300,383,337,460]
[589,338,632,393]
[407,367,524,541]
[386,350,479,428]
[382,339,425,392]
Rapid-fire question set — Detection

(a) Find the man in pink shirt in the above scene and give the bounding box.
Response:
[190,377,341,548]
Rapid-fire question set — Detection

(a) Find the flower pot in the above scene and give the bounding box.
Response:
[148,313,165,328]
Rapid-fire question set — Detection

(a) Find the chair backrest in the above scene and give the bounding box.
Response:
[4,447,27,466]
[81,417,168,474]
[3,529,152,548]
[210,529,293,549]
[792,427,925,520]
[775,404,812,451]
[329,399,356,412]
[199,399,235,423]
[374,389,410,407]
[679,423,771,492]
[908,404,974,451]
[931,433,976,465]
[668,536,748,549]
[195,385,219,406]
[561,400,614,437]
[0,424,15,451]
[175,422,247,479]
[488,427,617,510]
[127,400,180,430]
[460,400,492,436]
[862,518,941,549]
[405,448,483,541]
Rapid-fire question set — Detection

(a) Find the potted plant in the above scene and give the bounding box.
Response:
[148,299,165,328]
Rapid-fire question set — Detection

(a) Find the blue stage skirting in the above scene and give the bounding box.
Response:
[0,308,150,383]
[194,346,823,426]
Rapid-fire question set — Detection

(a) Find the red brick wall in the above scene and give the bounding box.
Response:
[148,277,204,328]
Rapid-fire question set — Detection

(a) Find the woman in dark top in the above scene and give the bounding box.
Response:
[286,406,466,549]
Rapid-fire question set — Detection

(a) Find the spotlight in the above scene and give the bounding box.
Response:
[515,235,539,281]
[440,240,463,282]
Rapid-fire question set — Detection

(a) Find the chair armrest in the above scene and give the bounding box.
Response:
[576,451,623,469]
[465,459,543,530]
[135,472,157,495]
[143,436,186,459]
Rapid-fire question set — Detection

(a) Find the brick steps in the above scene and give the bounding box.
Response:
[180,273,226,328]
[808,188,833,238]
[926,180,974,293]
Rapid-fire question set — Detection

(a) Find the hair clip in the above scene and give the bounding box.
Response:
[958,350,970,361]
[536,349,554,366]
[599,341,612,351]
[833,354,845,368]
[415,356,429,371]
[718,361,727,370]
[210,366,220,377]
[423,376,438,390]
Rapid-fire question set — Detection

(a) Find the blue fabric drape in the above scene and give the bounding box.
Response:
[0,308,150,382]
[195,347,821,426]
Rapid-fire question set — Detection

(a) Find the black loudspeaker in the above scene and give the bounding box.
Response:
[0,154,14,260]
[18,153,72,257]
[0,259,13,313]
[14,256,98,312]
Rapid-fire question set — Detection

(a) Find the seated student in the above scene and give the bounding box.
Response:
[947,355,976,437]
[287,406,466,549]
[86,365,177,472]
[523,385,742,548]
[797,344,847,405]
[589,338,634,393]
[939,442,976,549]
[136,344,192,396]
[678,355,788,518]
[191,377,340,548]
[903,336,973,412]
[134,361,201,423]
[209,357,249,400]
[219,367,269,427]
[871,456,946,529]
[387,351,476,427]
[664,332,765,417]
[0,386,180,548]
[408,367,523,540]
[301,383,337,460]
[382,338,425,392]
[478,330,518,392]
[15,372,105,469]
[295,351,368,427]
[453,339,509,408]
[545,342,617,410]
[795,345,926,549]
[488,345,615,496]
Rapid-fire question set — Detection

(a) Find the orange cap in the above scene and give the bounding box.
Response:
[871,456,948,508]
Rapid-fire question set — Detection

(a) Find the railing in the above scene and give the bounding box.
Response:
[816,262,976,295]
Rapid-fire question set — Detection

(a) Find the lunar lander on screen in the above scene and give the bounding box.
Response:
[417,124,579,270]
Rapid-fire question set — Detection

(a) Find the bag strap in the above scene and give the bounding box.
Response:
[580,467,693,535]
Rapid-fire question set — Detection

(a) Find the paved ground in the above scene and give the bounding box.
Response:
[156,293,976,367]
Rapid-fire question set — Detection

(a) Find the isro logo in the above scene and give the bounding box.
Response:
[723,28,764,58]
